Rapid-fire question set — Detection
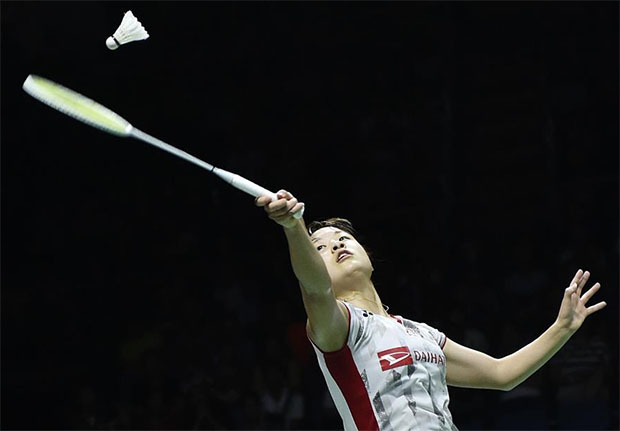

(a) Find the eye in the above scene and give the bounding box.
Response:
[339,236,350,241]
[317,245,326,251]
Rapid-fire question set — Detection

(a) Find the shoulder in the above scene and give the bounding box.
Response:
[337,301,378,349]
[397,315,437,331]
[399,316,447,349]
[306,300,351,353]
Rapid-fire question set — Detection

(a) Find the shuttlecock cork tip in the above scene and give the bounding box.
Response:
[106,36,119,50]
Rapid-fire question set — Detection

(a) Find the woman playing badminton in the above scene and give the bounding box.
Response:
[255,190,606,431]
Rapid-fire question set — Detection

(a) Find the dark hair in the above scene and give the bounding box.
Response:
[307,217,358,238]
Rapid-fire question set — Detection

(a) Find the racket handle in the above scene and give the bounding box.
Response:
[212,168,304,219]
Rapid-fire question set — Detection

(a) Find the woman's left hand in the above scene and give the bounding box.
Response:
[555,269,606,333]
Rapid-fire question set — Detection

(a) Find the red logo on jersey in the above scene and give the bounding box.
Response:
[377,346,413,371]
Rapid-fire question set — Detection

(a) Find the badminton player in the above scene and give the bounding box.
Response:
[255,190,606,431]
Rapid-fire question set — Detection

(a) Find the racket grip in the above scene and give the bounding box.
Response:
[212,168,304,219]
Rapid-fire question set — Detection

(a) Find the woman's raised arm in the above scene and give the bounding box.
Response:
[255,190,349,352]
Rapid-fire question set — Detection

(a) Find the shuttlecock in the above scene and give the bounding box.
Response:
[106,10,149,50]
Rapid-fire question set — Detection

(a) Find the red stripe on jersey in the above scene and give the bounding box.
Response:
[324,346,379,431]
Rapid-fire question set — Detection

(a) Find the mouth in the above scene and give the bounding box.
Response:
[337,251,353,263]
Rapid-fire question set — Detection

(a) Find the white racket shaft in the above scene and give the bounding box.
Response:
[130,128,303,218]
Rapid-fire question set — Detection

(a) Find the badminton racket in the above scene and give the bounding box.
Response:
[22,74,304,218]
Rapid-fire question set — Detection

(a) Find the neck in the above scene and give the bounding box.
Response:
[335,277,388,317]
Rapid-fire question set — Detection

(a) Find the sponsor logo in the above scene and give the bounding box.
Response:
[413,349,445,365]
[378,346,413,371]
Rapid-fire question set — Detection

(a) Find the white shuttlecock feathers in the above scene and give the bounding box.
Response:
[106,10,149,50]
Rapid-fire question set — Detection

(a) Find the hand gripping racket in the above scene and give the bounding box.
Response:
[22,74,304,218]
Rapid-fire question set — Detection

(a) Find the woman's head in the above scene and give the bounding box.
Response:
[307,218,374,286]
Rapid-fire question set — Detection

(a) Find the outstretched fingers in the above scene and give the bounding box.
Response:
[567,269,591,298]
[587,301,607,315]
[569,269,583,287]
[581,282,606,315]
[576,270,590,296]
[581,282,601,304]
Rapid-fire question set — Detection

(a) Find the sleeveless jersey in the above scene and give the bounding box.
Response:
[310,301,458,431]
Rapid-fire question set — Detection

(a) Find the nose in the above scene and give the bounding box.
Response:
[331,240,345,253]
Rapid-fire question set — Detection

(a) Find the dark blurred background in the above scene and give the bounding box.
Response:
[2,2,618,430]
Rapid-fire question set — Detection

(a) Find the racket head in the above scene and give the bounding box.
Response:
[22,74,132,136]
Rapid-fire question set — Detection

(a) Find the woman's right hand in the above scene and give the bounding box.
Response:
[255,189,305,229]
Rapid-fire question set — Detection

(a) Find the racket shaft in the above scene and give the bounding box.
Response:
[130,127,216,172]
[129,128,304,218]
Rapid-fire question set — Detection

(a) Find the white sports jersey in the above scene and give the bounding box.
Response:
[311,301,458,431]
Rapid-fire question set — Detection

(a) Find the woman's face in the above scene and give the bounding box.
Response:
[310,226,374,284]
